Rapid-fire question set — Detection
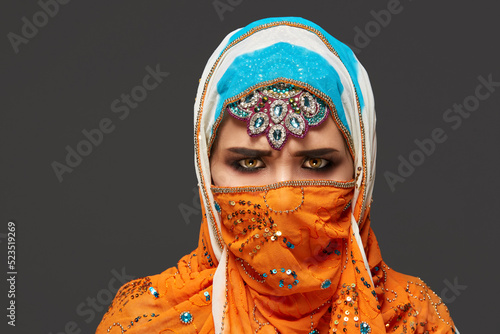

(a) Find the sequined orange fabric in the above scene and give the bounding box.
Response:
[97,181,455,333]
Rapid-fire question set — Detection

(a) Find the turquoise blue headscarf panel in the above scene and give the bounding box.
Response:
[219,16,365,112]
[215,41,350,135]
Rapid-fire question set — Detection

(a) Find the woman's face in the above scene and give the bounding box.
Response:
[210,114,354,187]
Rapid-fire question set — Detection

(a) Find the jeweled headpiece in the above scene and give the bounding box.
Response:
[226,83,330,150]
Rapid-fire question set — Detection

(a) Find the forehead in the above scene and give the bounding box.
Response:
[213,113,348,155]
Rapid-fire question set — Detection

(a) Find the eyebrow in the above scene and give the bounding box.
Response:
[227,147,273,156]
[226,147,339,156]
[292,148,339,156]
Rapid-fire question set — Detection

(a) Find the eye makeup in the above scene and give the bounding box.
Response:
[224,147,344,174]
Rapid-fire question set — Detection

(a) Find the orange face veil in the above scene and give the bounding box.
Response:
[211,180,363,333]
[97,16,457,334]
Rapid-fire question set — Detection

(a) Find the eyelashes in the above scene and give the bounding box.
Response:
[231,158,264,173]
[230,157,335,173]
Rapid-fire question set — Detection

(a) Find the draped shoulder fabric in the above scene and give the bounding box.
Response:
[97,17,457,334]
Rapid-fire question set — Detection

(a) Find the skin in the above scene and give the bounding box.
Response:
[210,114,354,187]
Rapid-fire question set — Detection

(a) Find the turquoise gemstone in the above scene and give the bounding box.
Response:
[360,322,371,334]
[254,117,264,128]
[273,129,282,141]
[180,311,193,324]
[273,105,283,117]
[245,94,253,103]
[321,279,331,289]
[304,95,310,107]
[290,117,300,128]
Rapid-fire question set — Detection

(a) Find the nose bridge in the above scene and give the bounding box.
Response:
[275,167,293,183]
[272,152,296,183]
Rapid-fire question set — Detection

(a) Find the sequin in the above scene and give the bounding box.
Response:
[204,291,210,301]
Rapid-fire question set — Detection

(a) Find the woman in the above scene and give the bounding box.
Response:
[97,17,457,333]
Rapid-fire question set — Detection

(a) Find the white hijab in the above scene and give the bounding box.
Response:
[192,17,377,332]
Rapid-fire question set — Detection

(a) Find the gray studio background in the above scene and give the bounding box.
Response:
[2,1,499,333]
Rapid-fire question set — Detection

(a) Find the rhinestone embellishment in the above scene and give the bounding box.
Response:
[321,279,332,289]
[226,83,329,150]
[148,287,159,298]
[180,311,193,324]
[360,322,371,333]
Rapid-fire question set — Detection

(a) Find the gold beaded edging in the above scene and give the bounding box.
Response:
[211,179,356,194]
